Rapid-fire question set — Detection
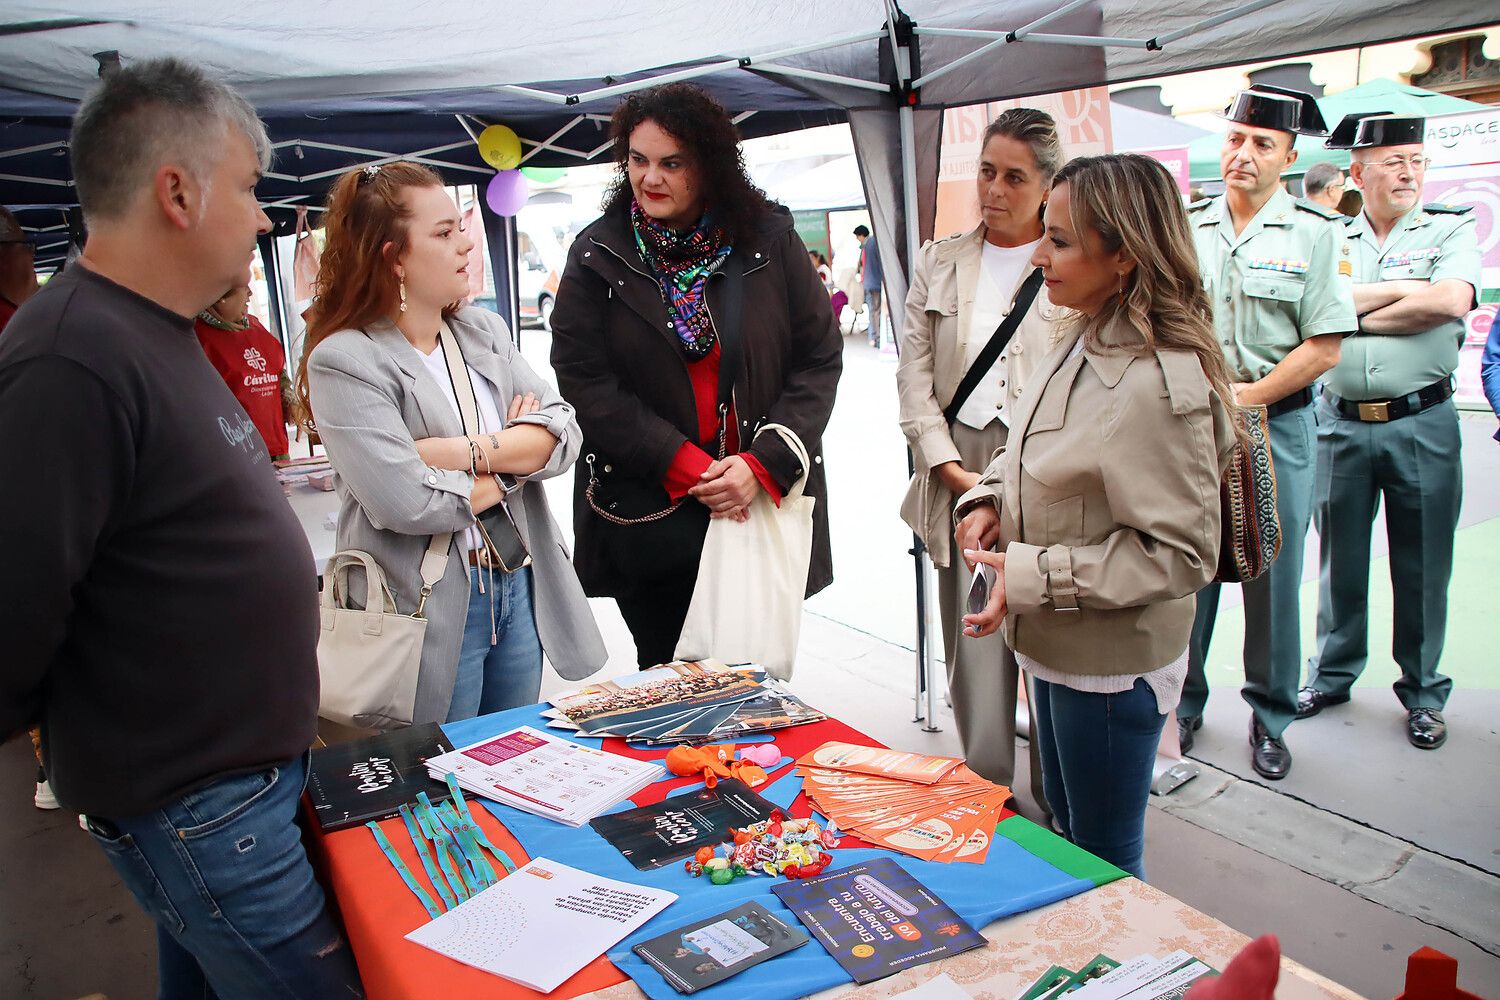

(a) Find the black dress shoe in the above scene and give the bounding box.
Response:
[1296,686,1350,719]
[1176,715,1202,755]
[1407,708,1447,750]
[1249,716,1291,780]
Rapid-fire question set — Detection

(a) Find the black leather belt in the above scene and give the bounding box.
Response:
[1264,386,1313,419]
[1322,377,1455,423]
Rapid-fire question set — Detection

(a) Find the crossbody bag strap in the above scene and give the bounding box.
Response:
[942,266,1044,425]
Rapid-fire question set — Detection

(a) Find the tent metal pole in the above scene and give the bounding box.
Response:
[1010,0,1096,40]
[911,34,1007,89]
[887,0,940,733]
[1014,33,1152,48]
[1151,0,1287,46]
[750,64,891,93]
[496,28,887,108]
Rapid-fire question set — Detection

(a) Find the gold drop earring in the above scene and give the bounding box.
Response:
[399,275,407,313]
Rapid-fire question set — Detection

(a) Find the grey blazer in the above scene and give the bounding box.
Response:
[307,306,606,724]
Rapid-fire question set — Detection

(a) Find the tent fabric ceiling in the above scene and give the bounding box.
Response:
[0,0,1486,252]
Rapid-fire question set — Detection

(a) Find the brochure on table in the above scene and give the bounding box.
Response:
[425,726,661,827]
[405,856,677,993]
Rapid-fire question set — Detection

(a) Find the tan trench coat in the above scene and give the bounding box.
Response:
[956,317,1237,676]
[896,224,1063,567]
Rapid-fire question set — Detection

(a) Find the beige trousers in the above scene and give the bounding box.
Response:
[936,420,1047,815]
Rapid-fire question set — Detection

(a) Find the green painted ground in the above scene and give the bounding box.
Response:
[1201,517,1500,693]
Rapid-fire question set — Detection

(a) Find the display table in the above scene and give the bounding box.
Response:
[306,704,1358,1000]
[284,480,339,568]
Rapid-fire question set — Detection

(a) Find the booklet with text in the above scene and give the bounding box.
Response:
[406,857,677,993]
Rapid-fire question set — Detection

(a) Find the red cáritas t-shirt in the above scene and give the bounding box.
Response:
[193,315,290,459]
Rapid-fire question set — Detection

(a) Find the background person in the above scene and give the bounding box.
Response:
[1301,161,1346,212]
[855,223,884,347]
[896,108,1064,802]
[1300,114,1480,750]
[956,154,1237,880]
[1178,86,1356,781]
[550,82,842,668]
[0,57,364,998]
[0,206,39,332]
[194,283,291,460]
[301,161,604,723]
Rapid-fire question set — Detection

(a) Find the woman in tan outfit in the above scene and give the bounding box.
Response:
[956,154,1238,879]
[897,109,1063,796]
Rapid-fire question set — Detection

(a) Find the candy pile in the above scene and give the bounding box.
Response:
[684,811,839,884]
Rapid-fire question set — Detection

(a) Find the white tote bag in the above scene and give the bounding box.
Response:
[674,423,815,680]
[317,539,447,730]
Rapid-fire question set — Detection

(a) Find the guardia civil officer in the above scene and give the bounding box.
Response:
[1298,113,1480,750]
[1179,86,1357,779]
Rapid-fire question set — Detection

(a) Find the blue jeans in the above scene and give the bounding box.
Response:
[83,754,364,1000]
[1032,677,1166,881]
[447,565,543,721]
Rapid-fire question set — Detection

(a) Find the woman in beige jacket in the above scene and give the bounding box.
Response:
[896,109,1064,797]
[956,155,1238,880]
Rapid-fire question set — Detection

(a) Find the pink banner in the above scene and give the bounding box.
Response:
[1136,147,1191,194]
[1423,166,1498,409]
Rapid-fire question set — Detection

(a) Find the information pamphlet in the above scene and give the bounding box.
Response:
[633,901,811,993]
[1015,950,1217,1000]
[406,857,677,993]
[589,778,779,870]
[771,857,985,984]
[305,723,454,832]
[425,726,661,827]
[795,742,964,785]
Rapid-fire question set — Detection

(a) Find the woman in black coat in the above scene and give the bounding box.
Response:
[550,83,842,667]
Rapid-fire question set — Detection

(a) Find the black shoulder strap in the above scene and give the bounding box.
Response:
[943,267,1044,425]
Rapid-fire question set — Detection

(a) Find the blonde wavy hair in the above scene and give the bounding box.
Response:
[1050,153,1240,420]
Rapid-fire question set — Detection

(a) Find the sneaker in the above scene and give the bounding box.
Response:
[34,779,60,810]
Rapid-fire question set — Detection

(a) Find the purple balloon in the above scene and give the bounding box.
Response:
[485,169,529,216]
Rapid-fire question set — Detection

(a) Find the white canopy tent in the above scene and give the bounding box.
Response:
[2,0,1484,722]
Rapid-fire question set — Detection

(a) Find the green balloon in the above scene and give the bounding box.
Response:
[520,166,566,183]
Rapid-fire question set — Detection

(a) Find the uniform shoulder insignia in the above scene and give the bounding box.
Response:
[1187,197,1214,213]
[1295,200,1341,220]
[1423,202,1472,215]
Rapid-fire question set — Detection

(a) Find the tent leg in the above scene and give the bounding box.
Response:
[896,63,939,732]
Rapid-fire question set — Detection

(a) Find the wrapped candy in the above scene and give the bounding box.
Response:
[684,811,838,884]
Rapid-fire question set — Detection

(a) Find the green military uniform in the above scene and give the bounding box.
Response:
[1307,203,1480,710]
[1181,186,1357,738]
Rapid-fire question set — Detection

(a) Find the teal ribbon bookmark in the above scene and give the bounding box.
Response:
[443,772,517,875]
[399,804,457,912]
[366,821,442,920]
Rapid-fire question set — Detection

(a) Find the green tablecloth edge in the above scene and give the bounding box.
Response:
[995,814,1128,887]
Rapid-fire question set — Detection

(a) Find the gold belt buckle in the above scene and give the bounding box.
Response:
[1357,401,1390,422]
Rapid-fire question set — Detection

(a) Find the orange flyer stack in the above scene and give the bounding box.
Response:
[795,742,1010,864]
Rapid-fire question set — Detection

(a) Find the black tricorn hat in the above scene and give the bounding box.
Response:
[1220,84,1330,137]
[1325,111,1393,149]
[1336,114,1426,150]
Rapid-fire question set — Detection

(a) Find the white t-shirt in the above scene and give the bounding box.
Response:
[954,237,1043,430]
[418,341,508,552]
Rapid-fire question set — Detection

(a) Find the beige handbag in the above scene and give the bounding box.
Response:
[317,528,452,731]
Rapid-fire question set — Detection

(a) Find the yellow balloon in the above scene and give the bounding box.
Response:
[478,125,522,170]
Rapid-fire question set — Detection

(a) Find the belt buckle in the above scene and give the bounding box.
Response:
[1357,401,1390,422]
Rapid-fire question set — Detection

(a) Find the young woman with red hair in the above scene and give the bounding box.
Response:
[298,162,604,725]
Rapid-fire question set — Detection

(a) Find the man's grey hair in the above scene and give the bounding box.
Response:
[1302,161,1343,198]
[70,57,271,222]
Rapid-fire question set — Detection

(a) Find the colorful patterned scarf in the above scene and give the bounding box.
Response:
[630,200,732,360]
